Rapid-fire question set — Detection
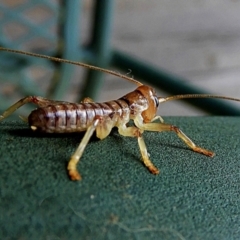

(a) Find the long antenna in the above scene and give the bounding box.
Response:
[0,47,143,87]
[158,94,240,103]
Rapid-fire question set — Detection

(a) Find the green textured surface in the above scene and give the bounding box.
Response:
[0,117,239,239]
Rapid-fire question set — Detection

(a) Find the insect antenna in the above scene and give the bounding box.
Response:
[158,94,240,103]
[0,47,143,87]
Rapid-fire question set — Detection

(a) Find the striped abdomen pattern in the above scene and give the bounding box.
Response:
[28,100,130,133]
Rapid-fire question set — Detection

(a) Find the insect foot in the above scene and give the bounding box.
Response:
[68,157,82,181]
[193,147,215,157]
[148,165,160,175]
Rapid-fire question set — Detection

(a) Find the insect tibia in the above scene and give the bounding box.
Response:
[158,94,240,103]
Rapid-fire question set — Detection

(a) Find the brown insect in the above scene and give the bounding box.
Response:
[1,47,240,181]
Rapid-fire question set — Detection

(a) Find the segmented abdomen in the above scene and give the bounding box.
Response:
[28,100,130,133]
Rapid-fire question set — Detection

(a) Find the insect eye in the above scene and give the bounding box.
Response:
[154,96,159,107]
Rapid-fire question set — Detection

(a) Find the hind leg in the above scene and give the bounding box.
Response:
[0,96,70,121]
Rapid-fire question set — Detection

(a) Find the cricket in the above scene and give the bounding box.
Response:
[1,47,240,181]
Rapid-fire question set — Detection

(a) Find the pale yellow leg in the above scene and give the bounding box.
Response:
[0,96,69,121]
[134,116,215,157]
[138,136,160,174]
[118,125,159,174]
[68,118,99,181]
[0,96,34,121]
[151,115,164,123]
[81,97,94,103]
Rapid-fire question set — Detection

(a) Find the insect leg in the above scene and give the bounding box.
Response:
[81,97,94,103]
[134,116,215,157]
[151,115,164,123]
[68,115,115,180]
[0,96,69,121]
[118,125,159,174]
[68,118,100,180]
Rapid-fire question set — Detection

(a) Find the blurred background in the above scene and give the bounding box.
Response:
[1,0,240,116]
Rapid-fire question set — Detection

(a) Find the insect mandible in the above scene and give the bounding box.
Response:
[1,47,240,181]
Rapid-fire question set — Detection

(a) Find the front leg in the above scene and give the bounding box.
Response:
[134,115,215,157]
[118,125,159,174]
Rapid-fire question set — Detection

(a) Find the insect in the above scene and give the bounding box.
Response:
[1,47,240,181]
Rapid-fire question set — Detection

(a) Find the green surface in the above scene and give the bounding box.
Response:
[0,117,239,239]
